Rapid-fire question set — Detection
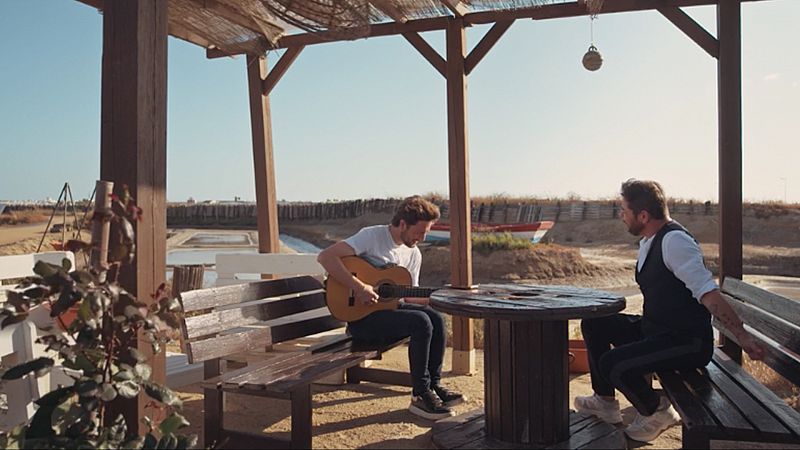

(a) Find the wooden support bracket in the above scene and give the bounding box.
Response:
[658,7,719,58]
[465,20,514,75]
[402,32,447,78]
[262,46,305,96]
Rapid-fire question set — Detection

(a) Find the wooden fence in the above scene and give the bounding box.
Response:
[165,199,721,226]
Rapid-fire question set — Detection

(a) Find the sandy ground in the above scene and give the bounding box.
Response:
[3,220,800,448]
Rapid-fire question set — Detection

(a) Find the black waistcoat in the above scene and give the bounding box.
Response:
[635,222,713,341]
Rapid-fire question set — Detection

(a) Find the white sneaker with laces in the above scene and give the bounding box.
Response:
[624,396,681,442]
[574,394,623,424]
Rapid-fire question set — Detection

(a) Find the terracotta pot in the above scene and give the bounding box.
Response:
[44,304,81,331]
[568,339,590,374]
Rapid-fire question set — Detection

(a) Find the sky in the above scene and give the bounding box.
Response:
[1,1,798,204]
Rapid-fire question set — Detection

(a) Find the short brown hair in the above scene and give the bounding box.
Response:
[391,196,440,226]
[620,179,669,220]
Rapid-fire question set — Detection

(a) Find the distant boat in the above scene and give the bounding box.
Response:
[425,221,554,244]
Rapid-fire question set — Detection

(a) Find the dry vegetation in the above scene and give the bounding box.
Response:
[0,210,50,226]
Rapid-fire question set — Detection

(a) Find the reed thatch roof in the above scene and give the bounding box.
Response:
[78,0,604,56]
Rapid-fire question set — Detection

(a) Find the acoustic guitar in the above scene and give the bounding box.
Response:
[325,256,437,322]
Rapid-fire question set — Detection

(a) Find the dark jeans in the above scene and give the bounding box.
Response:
[581,313,713,415]
[347,303,446,396]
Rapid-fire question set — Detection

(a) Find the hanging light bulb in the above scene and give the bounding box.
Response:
[583,45,603,71]
[582,16,603,71]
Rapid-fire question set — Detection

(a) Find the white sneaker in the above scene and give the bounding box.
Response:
[574,394,623,424]
[624,397,681,442]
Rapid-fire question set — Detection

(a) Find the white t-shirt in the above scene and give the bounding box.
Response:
[344,225,422,286]
[637,225,718,303]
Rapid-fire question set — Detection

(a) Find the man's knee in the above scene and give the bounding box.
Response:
[409,312,434,336]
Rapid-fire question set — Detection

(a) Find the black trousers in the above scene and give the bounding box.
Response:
[347,303,446,396]
[581,313,713,415]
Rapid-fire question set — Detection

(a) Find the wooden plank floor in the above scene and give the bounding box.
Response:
[432,409,627,449]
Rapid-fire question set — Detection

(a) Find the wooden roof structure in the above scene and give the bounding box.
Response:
[75,0,774,434]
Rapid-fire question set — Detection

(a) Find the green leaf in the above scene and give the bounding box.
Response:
[1,357,54,380]
[156,433,178,450]
[158,412,190,435]
[70,269,94,285]
[134,363,152,381]
[113,369,135,382]
[117,380,140,398]
[142,381,182,408]
[100,383,118,402]
[130,348,147,363]
[75,379,99,397]
[51,398,87,435]
[33,260,59,278]
[1,313,28,329]
[61,257,72,272]
[176,434,198,450]
[143,432,158,449]
[35,386,74,407]
[122,435,146,449]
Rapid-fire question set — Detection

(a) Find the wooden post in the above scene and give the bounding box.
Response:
[246,55,281,269]
[717,0,743,362]
[171,264,204,352]
[90,180,113,281]
[99,0,168,433]
[446,18,475,375]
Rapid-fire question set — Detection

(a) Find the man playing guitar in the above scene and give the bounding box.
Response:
[317,195,464,420]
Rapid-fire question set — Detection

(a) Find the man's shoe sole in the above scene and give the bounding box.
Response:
[408,405,454,420]
[575,407,623,425]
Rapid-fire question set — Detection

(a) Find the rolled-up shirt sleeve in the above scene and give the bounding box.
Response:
[662,231,719,302]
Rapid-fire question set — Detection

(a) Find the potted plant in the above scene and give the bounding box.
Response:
[0,188,196,449]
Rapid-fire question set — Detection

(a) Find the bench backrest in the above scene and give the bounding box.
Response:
[0,251,76,283]
[720,278,800,387]
[215,253,323,286]
[178,275,342,364]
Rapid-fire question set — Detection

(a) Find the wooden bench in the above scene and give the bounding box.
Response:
[179,275,411,449]
[657,278,800,448]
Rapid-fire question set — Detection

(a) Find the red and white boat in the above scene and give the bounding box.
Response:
[425,221,554,244]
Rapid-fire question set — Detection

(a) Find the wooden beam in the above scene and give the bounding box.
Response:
[658,7,718,58]
[266,16,451,51]
[445,18,475,375]
[440,0,468,17]
[402,32,446,78]
[99,0,167,434]
[371,0,409,23]
[717,0,743,361]
[464,20,514,75]
[465,0,770,24]
[247,55,281,259]
[262,46,305,96]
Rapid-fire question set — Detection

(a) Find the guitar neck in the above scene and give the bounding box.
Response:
[378,285,436,299]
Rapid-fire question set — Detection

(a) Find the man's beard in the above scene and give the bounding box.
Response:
[627,221,644,236]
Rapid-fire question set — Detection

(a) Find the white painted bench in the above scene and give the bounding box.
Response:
[0,251,75,431]
[215,252,323,286]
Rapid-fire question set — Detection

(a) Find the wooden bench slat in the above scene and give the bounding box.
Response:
[712,349,800,437]
[186,327,272,364]
[224,352,333,389]
[180,276,323,312]
[265,307,344,344]
[202,352,310,388]
[714,320,800,387]
[264,352,369,392]
[259,292,326,320]
[184,305,263,339]
[657,368,718,431]
[722,278,800,326]
[677,366,755,432]
[722,294,800,356]
[705,359,790,435]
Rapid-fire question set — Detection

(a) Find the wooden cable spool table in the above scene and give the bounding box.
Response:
[430,284,626,448]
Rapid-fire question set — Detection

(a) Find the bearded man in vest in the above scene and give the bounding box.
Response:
[574,179,765,442]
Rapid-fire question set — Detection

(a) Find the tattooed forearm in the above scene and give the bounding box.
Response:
[702,291,746,336]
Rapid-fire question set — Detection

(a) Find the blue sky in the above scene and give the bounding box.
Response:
[1,1,798,203]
